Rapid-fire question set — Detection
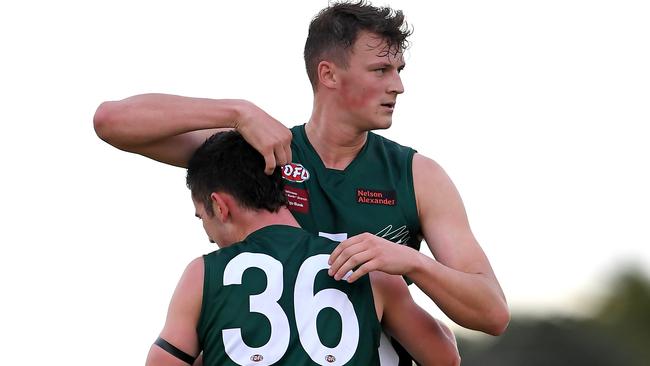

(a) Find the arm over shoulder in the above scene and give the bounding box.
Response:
[94,94,292,171]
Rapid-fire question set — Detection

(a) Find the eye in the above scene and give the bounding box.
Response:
[374,67,386,75]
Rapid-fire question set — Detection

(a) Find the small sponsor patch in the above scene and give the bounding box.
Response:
[326,355,336,363]
[356,188,397,206]
[284,186,310,213]
[250,354,263,362]
[282,163,310,183]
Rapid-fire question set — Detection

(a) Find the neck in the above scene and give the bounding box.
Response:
[236,207,300,241]
[306,100,368,170]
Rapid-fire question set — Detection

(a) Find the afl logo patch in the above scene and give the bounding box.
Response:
[250,354,263,362]
[282,163,310,183]
[326,355,336,363]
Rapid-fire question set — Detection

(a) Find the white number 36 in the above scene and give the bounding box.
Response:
[222,253,360,366]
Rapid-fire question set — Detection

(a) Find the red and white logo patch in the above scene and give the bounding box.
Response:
[282,163,310,183]
[284,186,310,214]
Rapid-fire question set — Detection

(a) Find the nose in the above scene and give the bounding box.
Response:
[388,72,404,95]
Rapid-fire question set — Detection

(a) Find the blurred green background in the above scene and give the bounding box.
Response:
[456,265,650,366]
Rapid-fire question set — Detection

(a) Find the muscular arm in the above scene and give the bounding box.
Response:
[94,93,292,171]
[145,257,204,366]
[371,272,460,366]
[409,153,509,335]
[328,154,509,335]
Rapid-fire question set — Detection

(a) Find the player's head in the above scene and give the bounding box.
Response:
[186,131,286,217]
[304,0,412,91]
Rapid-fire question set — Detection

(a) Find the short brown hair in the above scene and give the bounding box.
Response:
[304,0,412,90]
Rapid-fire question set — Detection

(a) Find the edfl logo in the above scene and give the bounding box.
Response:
[282,163,310,183]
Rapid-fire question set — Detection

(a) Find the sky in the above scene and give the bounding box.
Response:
[1,0,649,364]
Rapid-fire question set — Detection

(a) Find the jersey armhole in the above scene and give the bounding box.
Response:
[405,149,421,238]
[367,273,384,345]
[196,254,211,345]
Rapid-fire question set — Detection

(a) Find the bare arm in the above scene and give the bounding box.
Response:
[94,93,292,171]
[328,153,509,335]
[371,272,460,366]
[409,153,509,335]
[145,257,204,366]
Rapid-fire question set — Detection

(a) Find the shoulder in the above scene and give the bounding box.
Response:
[412,153,446,176]
[185,256,205,276]
[369,131,415,153]
[303,230,340,253]
[175,257,205,299]
[411,153,465,217]
[412,153,457,191]
[164,257,204,331]
[368,133,417,175]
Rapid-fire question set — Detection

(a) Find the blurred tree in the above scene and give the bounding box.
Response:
[594,266,650,361]
[457,317,639,366]
[456,266,650,366]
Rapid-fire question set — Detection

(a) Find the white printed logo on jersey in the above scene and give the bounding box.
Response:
[375,225,410,245]
[282,163,310,183]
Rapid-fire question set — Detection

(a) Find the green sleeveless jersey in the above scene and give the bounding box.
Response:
[283,124,422,251]
[284,125,422,366]
[197,225,381,366]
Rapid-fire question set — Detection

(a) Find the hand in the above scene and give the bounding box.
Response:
[327,232,419,283]
[234,102,293,174]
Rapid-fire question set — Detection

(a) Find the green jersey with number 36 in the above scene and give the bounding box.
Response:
[197,225,381,366]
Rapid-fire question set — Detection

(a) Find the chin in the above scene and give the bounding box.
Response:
[355,114,392,131]
[372,119,393,130]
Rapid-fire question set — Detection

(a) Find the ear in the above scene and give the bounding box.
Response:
[210,192,230,223]
[317,60,338,89]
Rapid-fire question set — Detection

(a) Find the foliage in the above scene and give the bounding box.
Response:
[457,267,650,366]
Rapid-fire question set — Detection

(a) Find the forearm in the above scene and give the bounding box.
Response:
[407,253,509,335]
[94,93,249,150]
[377,272,460,366]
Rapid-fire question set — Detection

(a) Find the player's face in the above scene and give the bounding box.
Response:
[192,197,227,248]
[335,31,405,131]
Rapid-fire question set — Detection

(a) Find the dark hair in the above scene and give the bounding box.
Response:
[304,0,412,90]
[186,131,287,216]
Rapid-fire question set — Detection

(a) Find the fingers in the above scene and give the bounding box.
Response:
[328,234,416,281]
[331,250,376,281]
[274,145,289,167]
[263,150,277,175]
[346,262,378,283]
[236,109,292,175]
[262,141,289,175]
[284,144,292,167]
[329,234,364,265]
[266,132,292,175]
[328,234,376,281]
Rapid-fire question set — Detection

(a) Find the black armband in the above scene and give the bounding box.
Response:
[154,337,196,365]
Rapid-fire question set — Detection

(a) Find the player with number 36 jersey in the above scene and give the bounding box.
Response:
[145,131,459,366]
[198,225,379,365]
